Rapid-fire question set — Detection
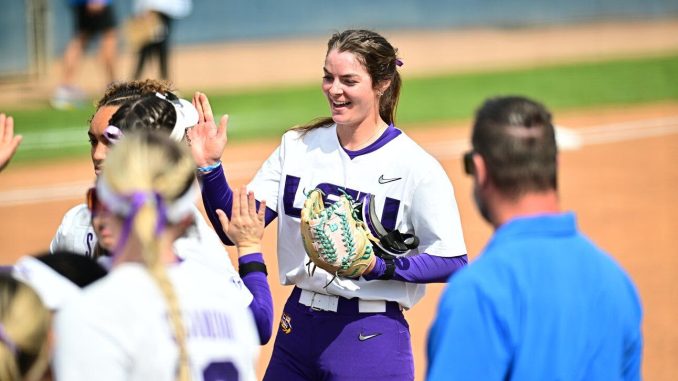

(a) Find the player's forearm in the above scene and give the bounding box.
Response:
[239,253,274,345]
[200,165,235,244]
[364,253,468,283]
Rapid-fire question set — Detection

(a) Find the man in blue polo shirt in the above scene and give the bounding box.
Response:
[427,96,642,380]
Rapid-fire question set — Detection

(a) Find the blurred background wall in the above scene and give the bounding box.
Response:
[2,0,678,77]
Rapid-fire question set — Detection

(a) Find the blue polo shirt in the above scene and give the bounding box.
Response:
[427,212,642,381]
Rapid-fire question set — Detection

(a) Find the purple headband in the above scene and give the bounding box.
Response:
[110,192,167,263]
[396,58,404,67]
[0,323,17,355]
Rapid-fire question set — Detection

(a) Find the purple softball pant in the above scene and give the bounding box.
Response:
[263,287,414,381]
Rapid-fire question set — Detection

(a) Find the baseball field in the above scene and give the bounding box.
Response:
[1,19,677,380]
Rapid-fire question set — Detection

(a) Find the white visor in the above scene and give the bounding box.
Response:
[156,92,199,142]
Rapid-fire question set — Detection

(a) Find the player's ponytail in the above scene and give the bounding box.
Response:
[0,274,51,381]
[100,130,195,381]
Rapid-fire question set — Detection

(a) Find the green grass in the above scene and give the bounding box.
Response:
[6,53,678,164]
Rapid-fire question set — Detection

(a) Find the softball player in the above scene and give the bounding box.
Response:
[54,130,262,381]
[49,80,176,257]
[189,29,468,380]
[49,82,273,344]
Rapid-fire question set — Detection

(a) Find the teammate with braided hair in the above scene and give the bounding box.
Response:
[50,79,176,256]
[54,130,261,381]
[189,29,468,380]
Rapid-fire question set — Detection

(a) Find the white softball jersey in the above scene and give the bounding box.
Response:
[54,261,259,381]
[49,204,95,256]
[248,125,467,308]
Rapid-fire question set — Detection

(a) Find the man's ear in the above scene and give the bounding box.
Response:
[473,154,488,187]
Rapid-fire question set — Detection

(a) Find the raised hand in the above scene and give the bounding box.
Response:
[0,114,22,172]
[186,91,228,169]
[216,187,266,256]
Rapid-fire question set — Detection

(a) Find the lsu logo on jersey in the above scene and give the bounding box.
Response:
[280,312,292,334]
[282,175,401,231]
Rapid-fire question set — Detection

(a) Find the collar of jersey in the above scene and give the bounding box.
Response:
[341,124,401,160]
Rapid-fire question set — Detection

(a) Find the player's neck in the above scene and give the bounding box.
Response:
[337,120,388,151]
[490,190,560,228]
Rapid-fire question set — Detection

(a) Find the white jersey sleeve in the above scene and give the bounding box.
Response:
[408,156,467,258]
[248,142,284,212]
[49,204,96,256]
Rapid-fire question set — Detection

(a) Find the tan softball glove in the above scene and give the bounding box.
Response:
[300,189,377,279]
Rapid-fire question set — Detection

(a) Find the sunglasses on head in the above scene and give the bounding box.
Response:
[463,150,475,176]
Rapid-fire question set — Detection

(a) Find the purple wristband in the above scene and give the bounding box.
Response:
[239,253,264,265]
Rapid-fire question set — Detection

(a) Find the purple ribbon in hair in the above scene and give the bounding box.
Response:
[395,58,404,67]
[110,192,168,264]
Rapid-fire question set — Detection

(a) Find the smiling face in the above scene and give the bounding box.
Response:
[88,105,118,176]
[322,49,382,130]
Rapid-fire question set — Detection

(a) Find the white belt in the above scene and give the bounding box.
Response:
[298,289,387,313]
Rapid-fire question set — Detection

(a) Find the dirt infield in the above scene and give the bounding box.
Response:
[1,102,677,380]
[1,19,678,380]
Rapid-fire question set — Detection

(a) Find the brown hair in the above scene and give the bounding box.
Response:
[108,94,178,135]
[471,96,558,199]
[88,79,175,125]
[292,29,402,133]
[96,79,174,109]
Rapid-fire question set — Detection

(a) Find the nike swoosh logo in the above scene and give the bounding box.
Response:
[378,175,402,184]
[358,332,382,341]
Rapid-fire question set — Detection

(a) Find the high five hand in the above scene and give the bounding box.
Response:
[216,187,266,256]
[187,92,228,169]
[0,113,22,173]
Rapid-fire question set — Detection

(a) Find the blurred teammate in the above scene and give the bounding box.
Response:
[13,251,107,311]
[189,29,468,380]
[50,79,174,256]
[131,0,193,80]
[54,130,261,380]
[50,88,273,343]
[427,96,643,380]
[10,252,107,380]
[51,0,118,110]
[0,113,22,173]
[0,274,51,381]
